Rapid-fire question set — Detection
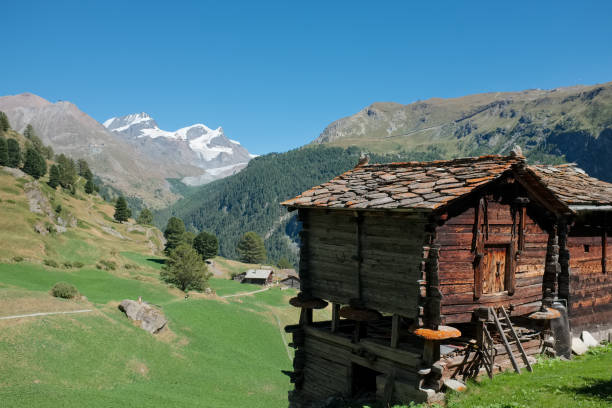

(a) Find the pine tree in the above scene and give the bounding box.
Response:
[84,179,95,194]
[48,164,60,189]
[0,136,7,166]
[137,208,153,225]
[0,112,10,132]
[160,244,211,292]
[22,147,47,179]
[56,154,77,189]
[113,196,131,223]
[42,145,54,160]
[236,231,266,264]
[164,217,186,255]
[6,139,20,168]
[193,230,219,260]
[77,159,93,181]
[24,124,45,155]
[277,257,293,269]
[183,231,196,247]
[24,124,34,139]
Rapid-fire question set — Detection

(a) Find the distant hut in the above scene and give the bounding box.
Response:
[280,153,612,407]
[243,269,274,285]
[280,275,301,290]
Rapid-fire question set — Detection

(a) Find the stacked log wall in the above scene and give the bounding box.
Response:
[301,209,427,317]
[436,200,548,323]
[567,233,612,332]
[289,327,426,407]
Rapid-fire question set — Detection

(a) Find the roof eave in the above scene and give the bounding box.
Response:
[569,204,612,212]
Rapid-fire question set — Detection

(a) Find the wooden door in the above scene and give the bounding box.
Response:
[482,245,508,294]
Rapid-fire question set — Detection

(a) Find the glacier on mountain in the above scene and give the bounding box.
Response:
[103,113,252,186]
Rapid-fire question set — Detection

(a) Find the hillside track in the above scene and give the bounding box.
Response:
[0,309,93,320]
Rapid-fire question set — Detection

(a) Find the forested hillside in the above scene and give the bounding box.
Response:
[155,145,448,265]
[158,83,612,267]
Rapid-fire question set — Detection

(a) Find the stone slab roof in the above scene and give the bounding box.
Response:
[527,164,612,208]
[245,269,273,279]
[282,155,521,211]
[281,154,612,213]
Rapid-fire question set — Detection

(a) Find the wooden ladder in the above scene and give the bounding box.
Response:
[490,306,532,373]
[452,322,496,380]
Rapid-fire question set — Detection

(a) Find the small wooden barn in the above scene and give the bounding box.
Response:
[280,152,612,407]
[243,269,274,285]
[281,276,301,290]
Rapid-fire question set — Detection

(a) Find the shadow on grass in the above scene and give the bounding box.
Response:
[561,378,612,402]
[147,258,166,266]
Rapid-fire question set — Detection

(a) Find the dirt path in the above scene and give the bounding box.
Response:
[0,309,94,320]
[221,286,271,298]
[271,311,292,361]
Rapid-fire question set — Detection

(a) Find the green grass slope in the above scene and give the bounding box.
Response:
[0,259,303,408]
[445,344,612,408]
[0,285,294,407]
[0,161,308,407]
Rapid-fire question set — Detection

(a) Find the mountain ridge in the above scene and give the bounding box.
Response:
[313,82,612,167]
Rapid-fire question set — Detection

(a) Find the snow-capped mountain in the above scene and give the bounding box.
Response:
[104,113,253,186]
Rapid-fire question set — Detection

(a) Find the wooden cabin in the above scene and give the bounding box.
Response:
[281,276,301,290]
[243,269,274,285]
[280,153,612,407]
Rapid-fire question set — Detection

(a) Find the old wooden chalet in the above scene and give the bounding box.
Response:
[243,269,274,285]
[280,152,612,407]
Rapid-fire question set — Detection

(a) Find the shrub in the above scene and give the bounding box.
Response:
[51,282,78,299]
[97,259,117,270]
[45,222,56,234]
[44,259,59,268]
[62,261,73,269]
[123,263,140,270]
[12,256,24,262]
[73,261,84,268]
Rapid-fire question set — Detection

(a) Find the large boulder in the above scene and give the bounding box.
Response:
[119,299,167,334]
[571,337,588,355]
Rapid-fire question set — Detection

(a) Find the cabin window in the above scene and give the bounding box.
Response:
[584,244,590,253]
[351,363,381,398]
[481,244,511,294]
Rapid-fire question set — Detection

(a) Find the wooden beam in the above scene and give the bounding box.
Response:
[424,246,441,329]
[331,303,340,333]
[355,213,364,304]
[391,314,400,348]
[383,369,397,405]
[602,214,607,275]
[519,206,526,251]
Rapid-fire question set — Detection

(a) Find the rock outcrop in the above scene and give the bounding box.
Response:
[118,299,167,334]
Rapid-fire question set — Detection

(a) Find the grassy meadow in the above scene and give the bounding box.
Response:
[0,165,305,407]
[0,259,302,408]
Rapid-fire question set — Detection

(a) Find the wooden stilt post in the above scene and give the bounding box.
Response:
[331,303,340,333]
[391,314,400,348]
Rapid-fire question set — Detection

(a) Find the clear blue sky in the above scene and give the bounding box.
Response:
[3,1,611,155]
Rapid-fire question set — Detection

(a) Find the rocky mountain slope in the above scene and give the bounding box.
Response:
[0,93,205,207]
[104,113,253,186]
[314,82,612,181]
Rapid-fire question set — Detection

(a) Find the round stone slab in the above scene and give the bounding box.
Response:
[289,296,328,309]
[413,325,461,340]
